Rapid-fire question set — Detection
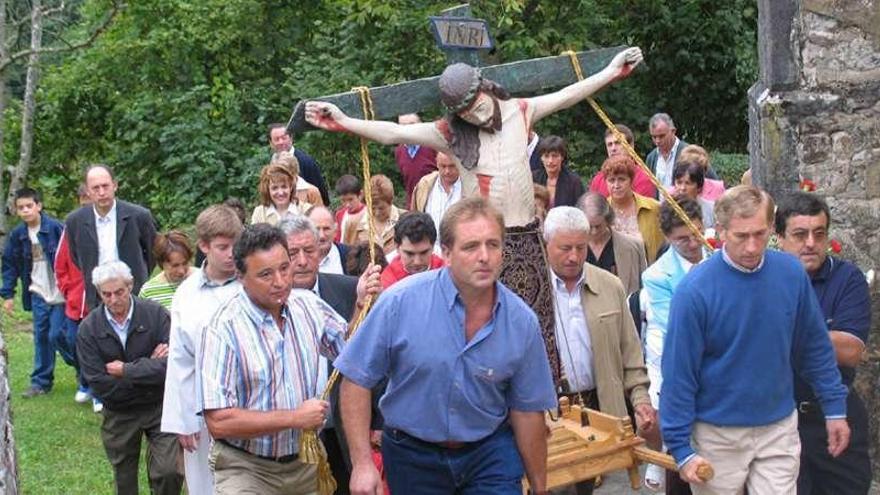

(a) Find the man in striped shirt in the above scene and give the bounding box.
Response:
[199,223,347,495]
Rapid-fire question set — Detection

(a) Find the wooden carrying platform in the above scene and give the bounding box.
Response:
[524,398,712,492]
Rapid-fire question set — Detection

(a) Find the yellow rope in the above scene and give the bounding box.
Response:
[562,50,712,250]
[300,86,383,495]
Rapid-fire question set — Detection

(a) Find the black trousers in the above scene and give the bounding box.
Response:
[321,428,351,495]
[100,403,183,495]
[797,391,872,495]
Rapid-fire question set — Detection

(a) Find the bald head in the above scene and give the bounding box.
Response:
[398,114,421,125]
[85,164,118,215]
[307,206,337,258]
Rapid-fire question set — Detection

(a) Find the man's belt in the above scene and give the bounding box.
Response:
[558,388,598,409]
[218,439,299,463]
[385,422,510,451]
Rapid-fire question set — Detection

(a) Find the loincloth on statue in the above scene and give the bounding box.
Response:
[500,219,561,387]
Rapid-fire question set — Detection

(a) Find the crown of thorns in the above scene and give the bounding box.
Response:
[439,63,483,113]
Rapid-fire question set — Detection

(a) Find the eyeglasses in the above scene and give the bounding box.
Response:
[669,234,702,248]
[784,229,827,243]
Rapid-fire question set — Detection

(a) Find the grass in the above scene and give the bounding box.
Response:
[3,296,151,494]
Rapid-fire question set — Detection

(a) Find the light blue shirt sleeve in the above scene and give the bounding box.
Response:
[506,311,557,412]
[199,322,239,412]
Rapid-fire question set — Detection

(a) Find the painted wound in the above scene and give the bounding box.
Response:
[476,174,492,198]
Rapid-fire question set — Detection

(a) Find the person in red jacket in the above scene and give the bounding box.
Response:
[55,186,102,411]
[589,124,657,199]
[380,212,444,289]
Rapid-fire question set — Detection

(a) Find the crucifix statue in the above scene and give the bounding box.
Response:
[290,5,643,387]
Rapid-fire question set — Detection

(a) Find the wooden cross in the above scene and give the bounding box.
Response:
[286,4,623,134]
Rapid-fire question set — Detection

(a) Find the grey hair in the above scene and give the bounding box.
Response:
[543,206,590,242]
[277,214,318,240]
[577,192,614,225]
[92,261,133,289]
[649,112,675,130]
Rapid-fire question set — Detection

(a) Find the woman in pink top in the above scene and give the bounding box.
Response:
[668,144,725,201]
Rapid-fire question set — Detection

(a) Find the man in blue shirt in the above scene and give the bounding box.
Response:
[776,191,872,494]
[660,186,850,494]
[335,197,557,495]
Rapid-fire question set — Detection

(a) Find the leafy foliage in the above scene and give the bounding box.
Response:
[29,0,757,225]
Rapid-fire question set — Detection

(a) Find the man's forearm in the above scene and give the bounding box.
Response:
[340,378,375,467]
[205,408,296,440]
[510,410,548,493]
[830,331,864,367]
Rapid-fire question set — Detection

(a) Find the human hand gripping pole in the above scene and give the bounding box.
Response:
[299,86,381,495]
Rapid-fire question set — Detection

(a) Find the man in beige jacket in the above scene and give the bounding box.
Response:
[543,205,657,495]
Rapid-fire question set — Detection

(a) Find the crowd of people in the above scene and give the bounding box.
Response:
[0,45,872,495]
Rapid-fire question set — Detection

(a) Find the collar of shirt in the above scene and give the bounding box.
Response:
[310,276,320,296]
[318,244,344,274]
[93,200,117,225]
[432,177,462,198]
[721,245,765,273]
[661,137,681,161]
[810,256,834,282]
[550,268,586,297]
[104,296,134,334]
[238,286,292,331]
[437,267,502,315]
[197,260,238,288]
[672,246,711,272]
[405,144,420,158]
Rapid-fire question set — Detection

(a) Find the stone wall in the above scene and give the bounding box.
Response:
[0,327,18,494]
[749,0,880,479]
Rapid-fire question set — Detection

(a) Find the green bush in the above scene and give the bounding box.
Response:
[711,152,749,187]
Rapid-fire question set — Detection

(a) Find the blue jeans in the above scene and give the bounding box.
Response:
[59,316,89,389]
[30,295,65,390]
[381,424,524,494]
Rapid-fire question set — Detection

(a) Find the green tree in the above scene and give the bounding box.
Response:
[33,0,757,226]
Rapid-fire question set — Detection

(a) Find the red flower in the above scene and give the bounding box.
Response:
[829,239,842,254]
[706,238,723,249]
[800,179,817,192]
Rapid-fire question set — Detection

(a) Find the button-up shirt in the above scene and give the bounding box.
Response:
[94,201,119,266]
[318,244,345,275]
[425,178,462,243]
[334,268,556,443]
[655,138,681,188]
[161,265,240,435]
[199,287,347,458]
[551,270,595,393]
[104,296,134,347]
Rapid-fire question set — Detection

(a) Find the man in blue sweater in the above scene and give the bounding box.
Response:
[776,191,872,494]
[660,185,850,494]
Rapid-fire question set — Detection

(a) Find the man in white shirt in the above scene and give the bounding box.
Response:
[65,164,157,308]
[160,205,243,495]
[306,206,347,275]
[646,113,688,190]
[412,152,462,242]
[544,206,656,495]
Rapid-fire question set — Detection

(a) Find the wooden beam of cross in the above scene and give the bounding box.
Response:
[286,45,624,135]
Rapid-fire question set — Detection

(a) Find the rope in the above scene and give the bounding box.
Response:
[300,86,381,495]
[562,50,712,250]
